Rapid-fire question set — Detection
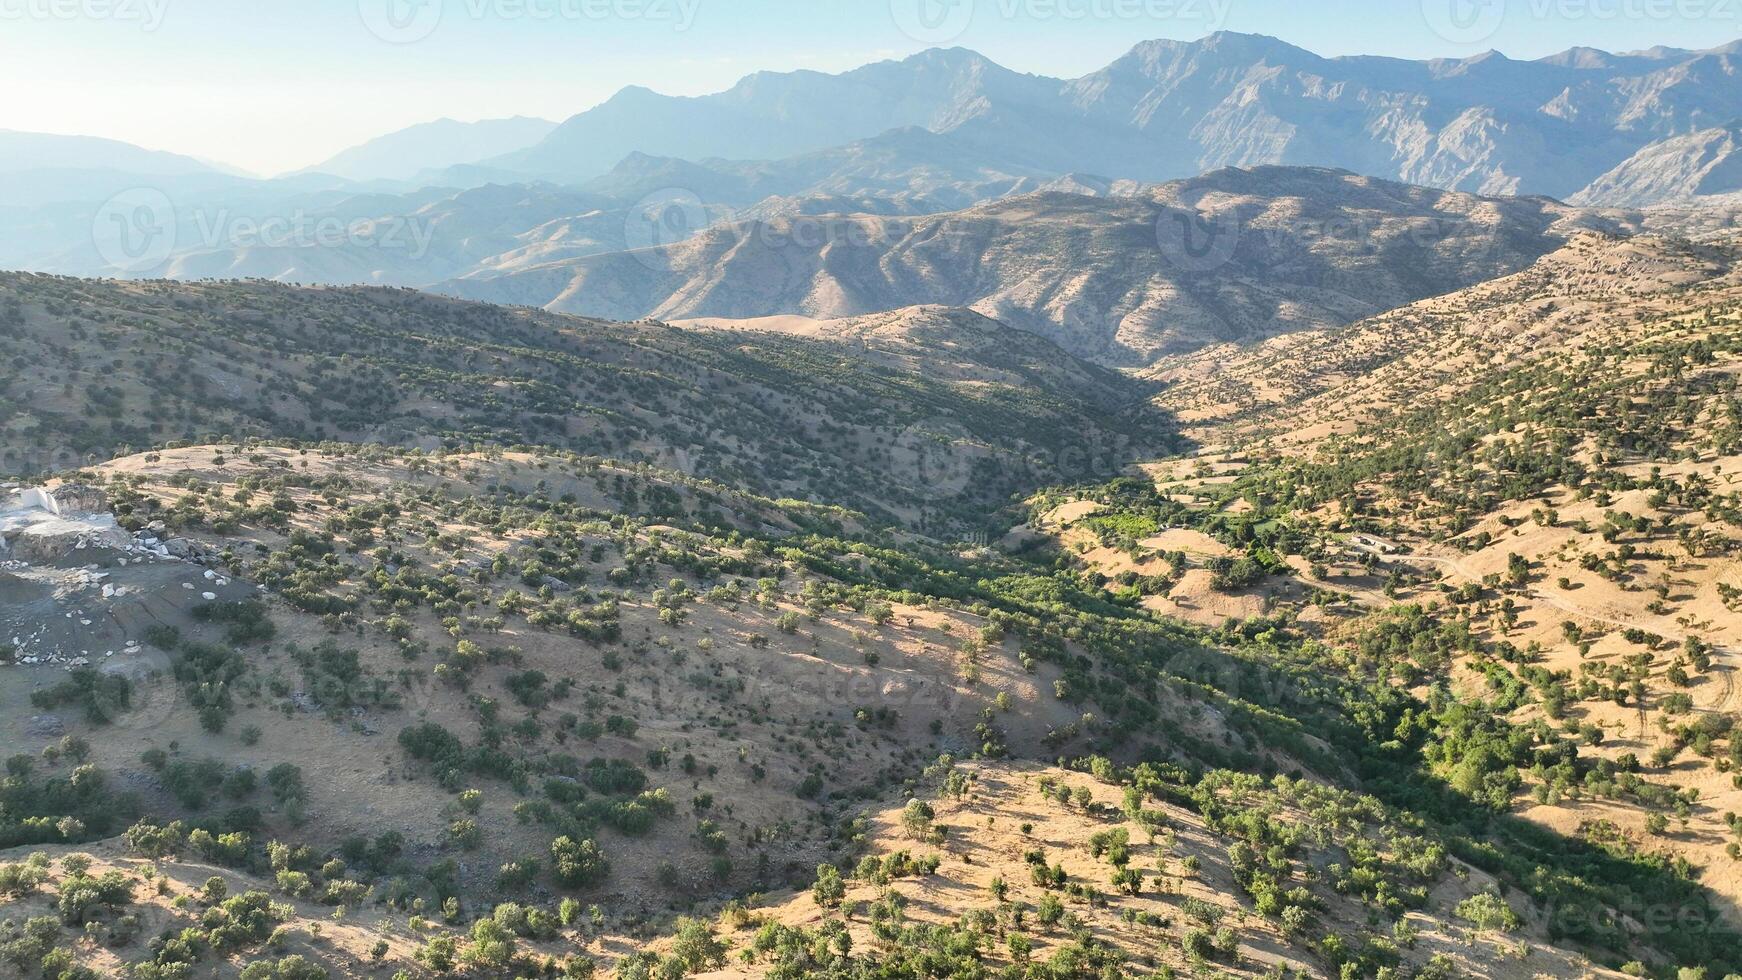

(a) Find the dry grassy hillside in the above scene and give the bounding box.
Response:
[1,447,1061,897]
[0,438,1354,975]
[3,420,1736,977]
[0,273,1164,534]
[0,762,1625,980]
[1147,233,1738,446]
[1028,232,1742,973]
[10,247,1742,977]
[2,434,1701,977]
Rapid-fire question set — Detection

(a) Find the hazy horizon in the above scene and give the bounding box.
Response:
[4,0,1738,176]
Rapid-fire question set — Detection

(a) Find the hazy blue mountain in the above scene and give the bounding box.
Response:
[576,128,1057,211]
[0,129,223,179]
[478,33,1742,201]
[493,48,1040,179]
[300,116,557,182]
[39,129,1068,287]
[18,34,1738,288]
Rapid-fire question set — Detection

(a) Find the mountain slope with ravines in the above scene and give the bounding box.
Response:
[440,166,1649,364]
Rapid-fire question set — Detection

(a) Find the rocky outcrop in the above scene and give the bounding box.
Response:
[1,485,128,561]
[8,519,132,564]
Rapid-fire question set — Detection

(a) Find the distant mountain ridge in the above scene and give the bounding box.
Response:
[6,33,1741,300]
[472,32,1742,203]
[438,166,1647,365]
[0,130,224,180]
[298,116,557,182]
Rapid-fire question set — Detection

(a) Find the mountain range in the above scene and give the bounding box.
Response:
[439,166,1647,364]
[5,32,1742,366]
[470,33,1742,201]
[15,33,1742,211]
[0,129,224,177]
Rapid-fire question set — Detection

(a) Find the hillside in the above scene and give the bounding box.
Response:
[1145,233,1738,443]
[440,167,1641,365]
[0,764,1623,980]
[0,435,1703,978]
[4,261,1742,976]
[0,274,1166,533]
[1019,232,1742,971]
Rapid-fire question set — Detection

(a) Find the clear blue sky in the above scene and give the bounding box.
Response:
[2,0,1734,175]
